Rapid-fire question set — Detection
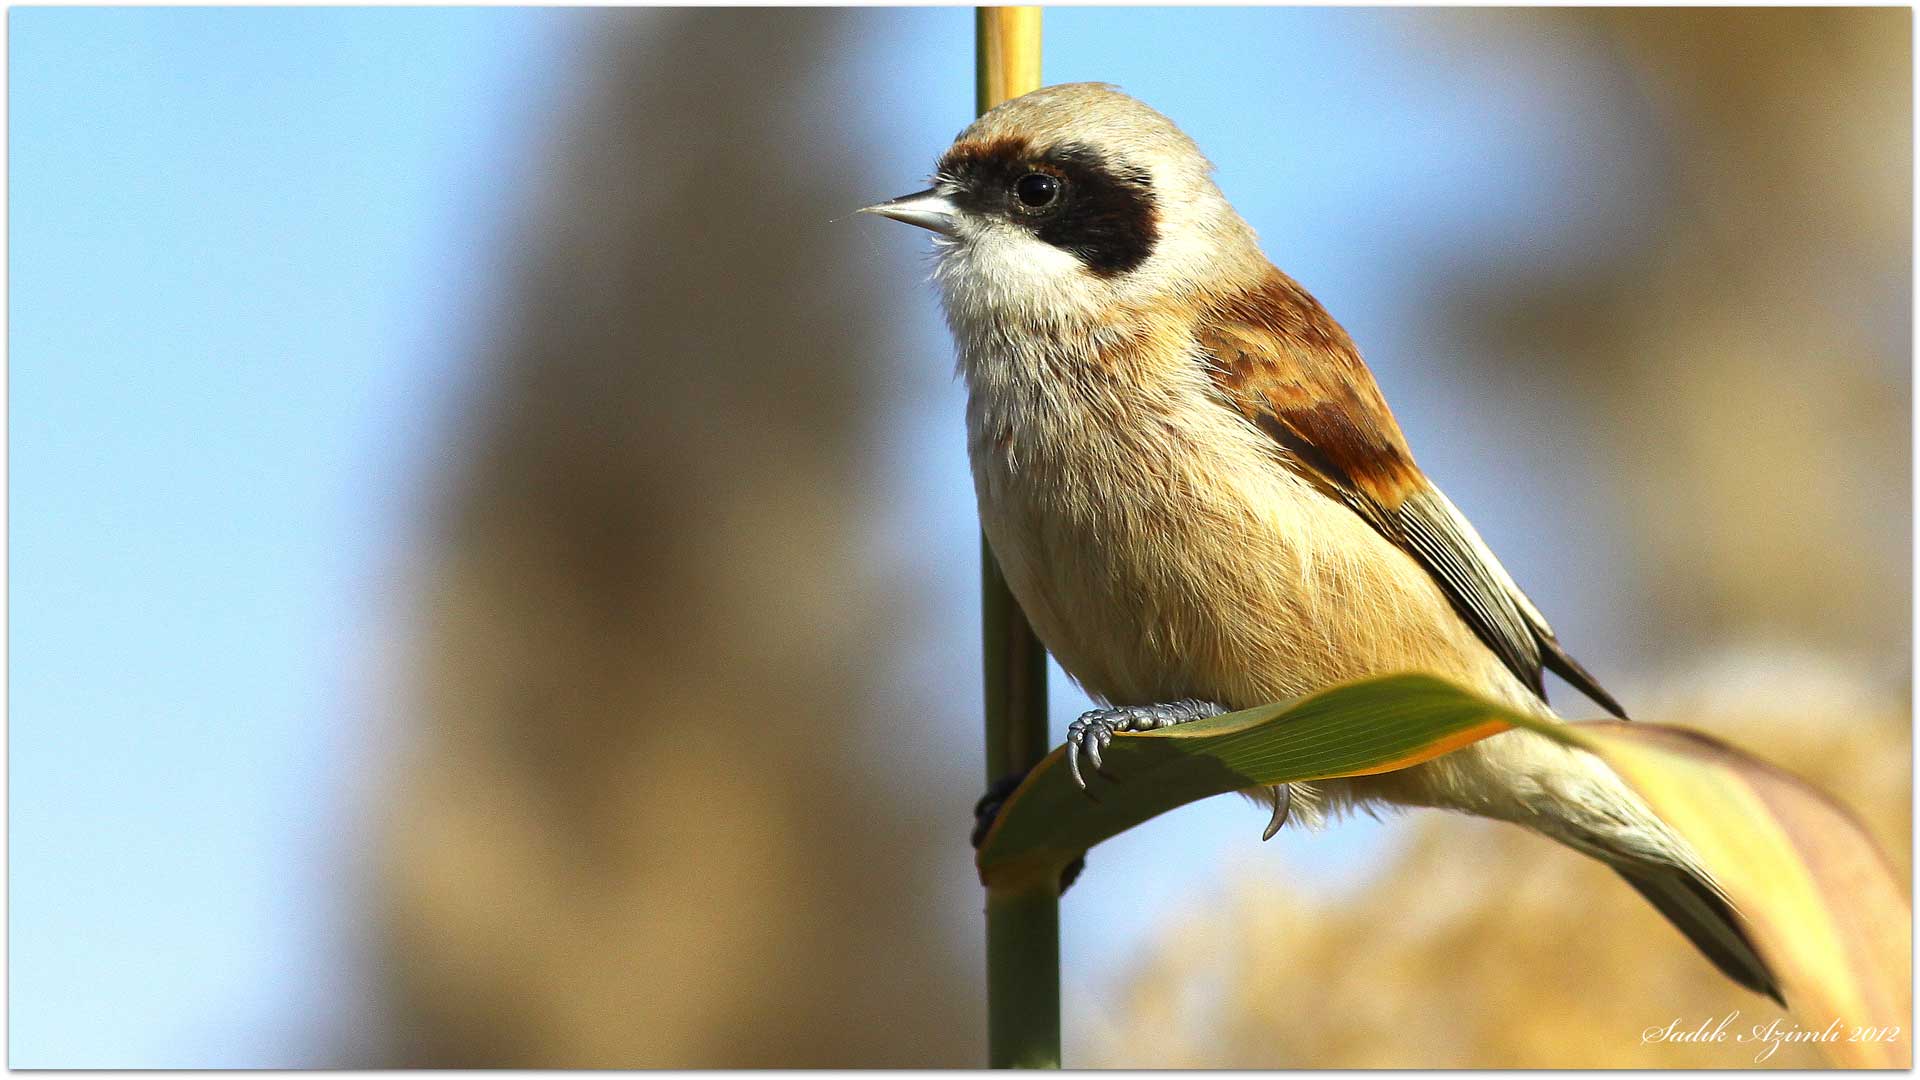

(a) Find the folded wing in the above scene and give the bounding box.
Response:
[1198,271,1626,719]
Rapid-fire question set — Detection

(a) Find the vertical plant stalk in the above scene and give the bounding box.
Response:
[974,7,1056,1069]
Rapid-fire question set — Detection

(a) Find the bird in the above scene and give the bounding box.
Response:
[862,82,1778,1002]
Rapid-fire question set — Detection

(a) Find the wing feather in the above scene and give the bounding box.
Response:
[1197,271,1627,719]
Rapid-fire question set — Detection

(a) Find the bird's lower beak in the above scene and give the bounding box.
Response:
[859,188,960,236]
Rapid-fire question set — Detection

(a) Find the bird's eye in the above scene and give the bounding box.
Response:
[1013,172,1061,210]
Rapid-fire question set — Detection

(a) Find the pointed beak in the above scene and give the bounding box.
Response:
[859,188,960,237]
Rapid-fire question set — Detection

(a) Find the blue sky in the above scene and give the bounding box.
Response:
[10,7,1664,1065]
[9,8,579,1064]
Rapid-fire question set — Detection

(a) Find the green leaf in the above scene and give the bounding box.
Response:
[973,673,1519,891]
[975,671,1911,1068]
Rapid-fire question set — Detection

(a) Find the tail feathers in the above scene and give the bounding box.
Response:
[1614,862,1782,1004]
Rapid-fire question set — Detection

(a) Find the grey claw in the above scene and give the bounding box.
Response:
[1065,714,1119,795]
[1062,701,1229,801]
[1262,784,1292,841]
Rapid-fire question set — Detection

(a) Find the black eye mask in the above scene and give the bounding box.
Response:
[938,138,1160,278]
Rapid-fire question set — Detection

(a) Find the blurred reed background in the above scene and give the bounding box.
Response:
[9,6,1908,1068]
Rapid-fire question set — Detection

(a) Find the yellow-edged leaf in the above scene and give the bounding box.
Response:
[974,673,1515,891]
[1550,721,1911,1068]
[976,672,1910,1066]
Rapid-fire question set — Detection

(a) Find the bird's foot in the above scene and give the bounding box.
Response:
[971,771,1024,849]
[1065,699,1229,791]
[973,769,1084,894]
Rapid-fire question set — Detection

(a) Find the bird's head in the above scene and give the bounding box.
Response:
[864,83,1267,334]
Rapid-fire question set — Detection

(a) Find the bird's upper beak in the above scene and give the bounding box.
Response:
[859,188,960,236]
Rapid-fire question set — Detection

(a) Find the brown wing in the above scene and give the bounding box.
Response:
[1198,272,1627,719]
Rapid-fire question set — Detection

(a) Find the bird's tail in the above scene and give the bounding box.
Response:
[1349,726,1782,1001]
[1608,857,1781,1003]
[1521,737,1784,1003]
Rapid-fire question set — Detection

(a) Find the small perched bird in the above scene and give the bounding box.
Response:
[865,83,1777,1001]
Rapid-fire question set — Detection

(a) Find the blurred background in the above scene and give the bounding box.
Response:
[8,6,1909,1068]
